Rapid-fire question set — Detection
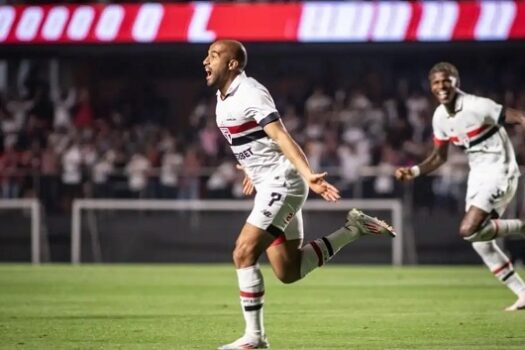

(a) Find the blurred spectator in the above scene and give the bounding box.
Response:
[178,147,202,199]
[92,151,114,198]
[39,143,60,211]
[206,160,236,198]
[51,87,76,130]
[199,119,220,161]
[338,142,364,197]
[305,86,332,116]
[61,139,83,209]
[0,146,21,198]
[73,88,93,129]
[3,93,34,149]
[125,149,151,198]
[159,143,183,199]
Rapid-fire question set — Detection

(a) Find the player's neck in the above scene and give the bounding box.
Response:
[219,72,241,99]
[444,93,458,114]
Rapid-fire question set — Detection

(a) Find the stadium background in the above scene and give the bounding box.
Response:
[1,0,525,265]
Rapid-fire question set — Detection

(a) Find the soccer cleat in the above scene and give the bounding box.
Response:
[346,208,396,238]
[504,294,525,311]
[218,334,269,349]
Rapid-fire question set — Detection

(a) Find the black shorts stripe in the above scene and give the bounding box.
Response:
[266,224,284,238]
[502,270,515,282]
[321,237,334,257]
[259,112,280,128]
[244,304,263,312]
[231,130,267,146]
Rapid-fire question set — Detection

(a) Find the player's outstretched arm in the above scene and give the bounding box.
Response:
[394,143,449,181]
[263,120,340,202]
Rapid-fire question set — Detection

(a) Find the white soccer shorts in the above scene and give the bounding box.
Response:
[247,176,308,243]
[466,174,519,217]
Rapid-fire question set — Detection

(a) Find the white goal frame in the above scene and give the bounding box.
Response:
[0,199,43,264]
[71,199,404,265]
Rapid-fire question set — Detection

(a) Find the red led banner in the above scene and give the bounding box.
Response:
[0,1,524,45]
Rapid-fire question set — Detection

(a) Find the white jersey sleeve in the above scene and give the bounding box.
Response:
[241,81,280,126]
[472,95,504,126]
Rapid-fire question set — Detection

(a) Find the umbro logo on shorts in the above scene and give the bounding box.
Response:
[261,210,272,218]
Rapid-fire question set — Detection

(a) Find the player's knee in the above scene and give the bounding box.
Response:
[274,269,300,284]
[462,222,495,242]
[232,241,257,267]
[459,223,478,238]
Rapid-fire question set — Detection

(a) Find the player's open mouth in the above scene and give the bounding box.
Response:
[205,67,212,80]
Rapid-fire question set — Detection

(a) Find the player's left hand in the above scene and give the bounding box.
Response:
[307,172,340,202]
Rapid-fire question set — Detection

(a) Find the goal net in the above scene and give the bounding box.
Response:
[0,199,46,264]
[71,199,404,265]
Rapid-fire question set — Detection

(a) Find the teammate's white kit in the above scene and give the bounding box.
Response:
[432,91,521,215]
[215,72,307,240]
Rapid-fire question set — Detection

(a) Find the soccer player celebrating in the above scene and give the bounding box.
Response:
[395,62,525,311]
[203,39,396,349]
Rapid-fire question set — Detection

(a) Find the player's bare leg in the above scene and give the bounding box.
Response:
[218,223,272,350]
[461,206,525,311]
[266,239,303,284]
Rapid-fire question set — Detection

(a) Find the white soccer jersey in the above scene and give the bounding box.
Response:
[215,72,297,186]
[432,91,520,180]
[432,91,520,214]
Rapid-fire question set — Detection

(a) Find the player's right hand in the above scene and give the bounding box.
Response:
[236,164,255,196]
[394,167,415,181]
[241,175,255,196]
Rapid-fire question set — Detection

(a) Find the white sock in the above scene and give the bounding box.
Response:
[472,241,525,296]
[236,265,265,337]
[300,226,360,278]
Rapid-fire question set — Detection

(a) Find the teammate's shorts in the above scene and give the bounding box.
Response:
[247,174,308,243]
[465,174,519,217]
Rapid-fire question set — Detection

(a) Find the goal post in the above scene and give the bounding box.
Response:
[71,199,404,265]
[0,199,43,264]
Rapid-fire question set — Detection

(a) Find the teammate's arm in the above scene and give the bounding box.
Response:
[263,119,340,202]
[394,143,449,181]
[504,108,525,128]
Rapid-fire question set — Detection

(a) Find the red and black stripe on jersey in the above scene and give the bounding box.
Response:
[434,107,506,149]
[434,124,500,149]
[222,112,280,145]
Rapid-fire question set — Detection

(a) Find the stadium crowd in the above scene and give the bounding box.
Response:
[1,54,525,213]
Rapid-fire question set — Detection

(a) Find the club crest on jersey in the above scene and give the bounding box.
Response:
[219,127,232,144]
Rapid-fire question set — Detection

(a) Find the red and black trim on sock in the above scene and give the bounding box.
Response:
[308,237,334,267]
[492,261,515,282]
[240,290,264,312]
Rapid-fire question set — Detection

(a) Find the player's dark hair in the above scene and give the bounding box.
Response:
[428,62,460,86]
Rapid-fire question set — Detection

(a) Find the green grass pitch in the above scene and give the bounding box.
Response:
[1,264,524,349]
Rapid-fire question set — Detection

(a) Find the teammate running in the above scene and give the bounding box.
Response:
[395,62,525,311]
